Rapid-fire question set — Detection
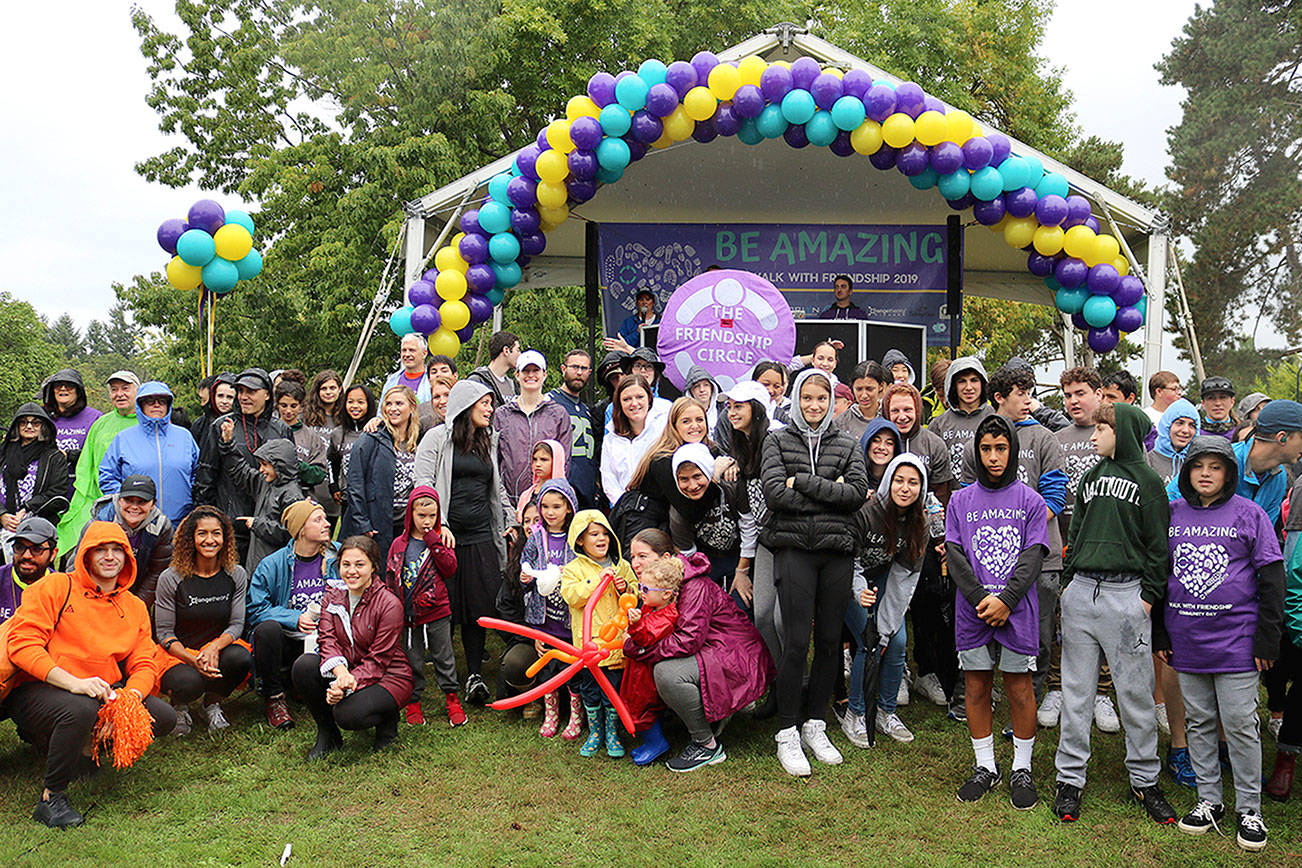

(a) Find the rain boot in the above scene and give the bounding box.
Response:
[539,692,561,738]
[604,705,626,758]
[561,691,584,740]
[1266,750,1296,802]
[631,717,669,766]
[579,704,603,757]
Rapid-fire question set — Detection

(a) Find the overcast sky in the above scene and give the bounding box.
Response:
[0,1,1202,372]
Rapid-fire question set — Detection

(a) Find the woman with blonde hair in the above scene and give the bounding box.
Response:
[343,385,421,560]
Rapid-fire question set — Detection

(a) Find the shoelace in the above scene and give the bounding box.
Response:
[1239,812,1266,834]
[1188,801,1222,833]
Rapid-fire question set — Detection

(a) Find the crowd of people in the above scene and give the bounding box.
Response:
[2,325,1300,855]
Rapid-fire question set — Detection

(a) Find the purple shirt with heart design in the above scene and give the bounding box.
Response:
[947,480,1048,656]
[1165,494,1281,673]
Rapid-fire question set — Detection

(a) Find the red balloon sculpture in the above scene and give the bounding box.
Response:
[478,571,637,734]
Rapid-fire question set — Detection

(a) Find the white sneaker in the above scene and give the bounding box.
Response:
[1094,695,1121,733]
[801,719,844,764]
[172,705,192,736]
[876,708,915,743]
[205,702,230,731]
[1037,690,1063,728]
[775,726,811,777]
[1269,716,1282,739]
[1155,702,1170,736]
[896,668,911,707]
[914,673,948,706]
[991,683,1004,705]
[839,709,872,749]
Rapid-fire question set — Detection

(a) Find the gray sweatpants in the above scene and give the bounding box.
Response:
[1178,670,1262,813]
[751,545,784,663]
[653,657,712,744]
[1054,576,1160,789]
[405,618,458,702]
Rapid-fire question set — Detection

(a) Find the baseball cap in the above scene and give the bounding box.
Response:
[723,380,772,406]
[1254,399,1302,436]
[1237,392,1270,419]
[516,350,547,372]
[1200,376,1235,398]
[106,370,140,386]
[834,383,853,402]
[119,474,158,501]
[13,515,56,545]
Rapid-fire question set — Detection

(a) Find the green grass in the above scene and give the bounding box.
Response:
[2,664,1301,867]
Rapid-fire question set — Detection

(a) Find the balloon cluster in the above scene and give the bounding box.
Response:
[157,200,263,294]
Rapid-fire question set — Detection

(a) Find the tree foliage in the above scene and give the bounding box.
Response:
[0,293,64,422]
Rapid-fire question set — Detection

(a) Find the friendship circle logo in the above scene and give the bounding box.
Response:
[656,269,796,391]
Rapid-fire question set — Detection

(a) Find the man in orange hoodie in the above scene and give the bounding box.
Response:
[4,520,176,828]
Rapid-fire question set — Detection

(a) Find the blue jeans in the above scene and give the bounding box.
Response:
[844,599,870,715]
[877,621,908,715]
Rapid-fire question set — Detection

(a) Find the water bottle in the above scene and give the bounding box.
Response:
[303,602,322,653]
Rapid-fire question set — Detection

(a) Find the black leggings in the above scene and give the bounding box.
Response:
[774,548,853,730]
[159,645,253,705]
[291,653,398,733]
[7,681,175,792]
[252,620,302,698]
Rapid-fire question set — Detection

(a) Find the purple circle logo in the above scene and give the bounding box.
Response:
[656,269,796,390]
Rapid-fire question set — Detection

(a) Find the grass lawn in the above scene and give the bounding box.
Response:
[2,658,1300,867]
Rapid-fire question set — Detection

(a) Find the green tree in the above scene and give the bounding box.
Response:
[0,293,64,421]
[85,302,138,359]
[46,313,84,362]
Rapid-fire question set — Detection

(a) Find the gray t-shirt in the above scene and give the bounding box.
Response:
[832,406,875,443]
[963,419,1065,570]
[927,406,994,483]
[902,427,955,489]
[1145,450,1176,487]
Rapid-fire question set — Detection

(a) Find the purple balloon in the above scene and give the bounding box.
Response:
[1087,263,1121,295]
[626,139,648,161]
[157,219,188,255]
[1084,216,1100,233]
[1027,252,1056,277]
[514,144,541,180]
[733,85,765,118]
[894,82,926,118]
[459,232,490,265]
[864,84,897,122]
[535,127,550,150]
[1005,186,1039,218]
[518,231,547,256]
[692,121,718,143]
[868,144,898,170]
[1114,305,1143,333]
[466,264,496,293]
[1087,325,1120,353]
[460,210,482,235]
[790,57,821,90]
[923,95,945,114]
[569,116,603,150]
[466,293,494,326]
[588,71,617,107]
[1034,194,1068,227]
[760,64,794,102]
[566,178,597,204]
[829,130,855,157]
[690,51,720,87]
[421,269,438,284]
[1071,311,1089,330]
[1114,275,1144,307]
[568,149,598,180]
[644,83,679,118]
[961,136,994,172]
[410,304,440,334]
[1055,257,1088,288]
[505,176,537,208]
[783,124,810,149]
[842,69,872,101]
[896,143,930,177]
[930,141,963,175]
[972,198,1006,226]
[1063,195,1092,228]
[408,280,436,307]
[187,199,225,235]
[456,324,477,342]
[665,60,698,97]
[510,207,540,235]
[987,133,1011,167]
[630,111,663,143]
[946,193,976,211]
[810,73,843,110]
[713,104,741,136]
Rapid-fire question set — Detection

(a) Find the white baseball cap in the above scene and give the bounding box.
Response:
[723,380,771,406]
[516,350,547,372]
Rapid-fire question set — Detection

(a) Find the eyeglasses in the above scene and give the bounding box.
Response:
[13,541,51,555]
[638,583,671,595]
[16,419,41,428]
[1162,385,1184,394]
[564,364,591,373]
[631,362,655,372]
[139,396,170,405]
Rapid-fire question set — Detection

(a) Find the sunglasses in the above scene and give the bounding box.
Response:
[13,540,52,555]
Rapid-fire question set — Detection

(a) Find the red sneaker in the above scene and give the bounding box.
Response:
[405,701,425,726]
[446,692,467,727]
[265,695,294,730]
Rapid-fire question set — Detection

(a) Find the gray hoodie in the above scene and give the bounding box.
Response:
[928,356,994,481]
[882,349,915,385]
[685,364,721,428]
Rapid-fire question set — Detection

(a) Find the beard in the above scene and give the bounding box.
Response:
[563,374,587,393]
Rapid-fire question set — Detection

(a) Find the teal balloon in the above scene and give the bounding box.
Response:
[1022,155,1045,188]
[1055,286,1089,315]
[737,119,763,145]
[488,232,521,264]
[599,104,632,137]
[805,111,837,146]
[491,261,521,289]
[595,165,624,184]
[909,167,939,190]
[389,305,415,336]
[998,156,1030,192]
[201,257,239,293]
[937,170,970,200]
[1035,172,1070,199]
[596,137,631,171]
[224,210,255,235]
[615,75,648,111]
[1136,295,1147,321]
[486,288,506,305]
[872,79,896,90]
[478,201,511,234]
[970,167,1004,201]
[1082,295,1117,328]
[234,248,263,280]
[756,104,787,139]
[1044,276,1062,291]
[780,89,816,125]
[177,229,216,267]
[488,172,512,204]
[638,59,668,87]
[830,95,866,131]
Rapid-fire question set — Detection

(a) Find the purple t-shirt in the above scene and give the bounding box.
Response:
[1165,494,1281,673]
[0,564,30,623]
[53,407,102,456]
[947,480,1048,656]
[287,553,326,612]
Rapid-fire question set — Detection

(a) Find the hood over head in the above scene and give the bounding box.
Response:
[973,414,1020,489]
[6,402,57,447]
[73,520,137,593]
[858,417,901,468]
[41,368,89,418]
[943,356,989,409]
[446,379,492,424]
[1110,402,1152,465]
[622,346,666,375]
[685,365,719,400]
[789,369,836,436]
[536,477,578,514]
[1154,397,1200,460]
[253,438,300,479]
[402,484,443,537]
[534,438,568,480]
[882,349,916,385]
[567,508,621,563]
[880,383,924,436]
[671,442,715,482]
[1176,435,1239,508]
[204,372,237,416]
[135,381,175,432]
[597,351,630,389]
[873,453,929,507]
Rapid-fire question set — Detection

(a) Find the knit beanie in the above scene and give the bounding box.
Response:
[282,499,323,539]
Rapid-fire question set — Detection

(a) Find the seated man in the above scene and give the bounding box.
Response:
[0,517,59,623]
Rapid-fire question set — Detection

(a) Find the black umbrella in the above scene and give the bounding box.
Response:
[861,596,884,748]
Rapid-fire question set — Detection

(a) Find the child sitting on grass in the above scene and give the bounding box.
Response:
[560,510,635,758]
[620,555,682,765]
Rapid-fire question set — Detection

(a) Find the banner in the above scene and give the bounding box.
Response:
[599,223,955,346]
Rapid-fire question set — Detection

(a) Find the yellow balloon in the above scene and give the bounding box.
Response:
[772,60,791,70]
[435,269,467,301]
[545,119,574,154]
[535,180,569,209]
[566,95,601,121]
[662,106,693,141]
[1063,225,1097,260]
[426,329,461,358]
[434,245,468,273]
[1003,216,1038,249]
[737,56,767,87]
[535,149,569,183]
[914,111,947,147]
[1092,233,1121,267]
[651,129,674,149]
[881,112,916,149]
[451,232,465,246]
[1032,225,1065,255]
[439,299,471,332]
[166,255,202,291]
[683,86,718,122]
[827,67,844,79]
[213,224,253,261]
[708,63,740,101]
[538,204,569,230]
[850,119,883,155]
[1112,255,1130,277]
[945,109,975,144]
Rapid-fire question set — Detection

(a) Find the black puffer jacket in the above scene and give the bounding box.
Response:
[760,370,869,553]
[193,368,292,523]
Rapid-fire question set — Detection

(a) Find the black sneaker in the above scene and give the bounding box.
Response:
[1177,800,1225,836]
[465,674,490,706]
[957,765,1001,802]
[1009,768,1038,810]
[1131,784,1177,824]
[1235,810,1268,852]
[1053,782,1082,822]
[947,699,967,723]
[665,741,726,773]
[33,792,84,828]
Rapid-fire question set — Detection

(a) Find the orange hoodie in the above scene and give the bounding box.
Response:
[6,520,159,697]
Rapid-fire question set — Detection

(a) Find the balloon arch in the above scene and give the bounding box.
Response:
[391,52,1147,358]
